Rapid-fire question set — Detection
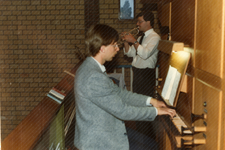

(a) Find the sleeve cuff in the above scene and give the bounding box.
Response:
[154,107,158,115]
[146,97,152,106]
[123,47,127,54]
[123,47,130,55]
[146,97,158,115]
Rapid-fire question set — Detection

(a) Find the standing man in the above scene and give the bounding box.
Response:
[122,11,160,97]
[74,24,175,150]
[122,11,161,139]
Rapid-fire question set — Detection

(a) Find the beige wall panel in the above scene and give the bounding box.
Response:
[195,0,222,77]
[194,79,222,150]
[171,0,195,47]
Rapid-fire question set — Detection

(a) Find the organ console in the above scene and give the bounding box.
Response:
[155,40,207,149]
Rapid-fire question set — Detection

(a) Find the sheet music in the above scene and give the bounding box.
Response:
[161,65,181,105]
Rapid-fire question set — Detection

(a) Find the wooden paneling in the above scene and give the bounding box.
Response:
[171,0,195,47]
[195,0,223,77]
[222,12,225,150]
[194,1,224,148]
[156,0,225,149]
[194,79,222,150]
[160,2,171,27]
[195,68,222,90]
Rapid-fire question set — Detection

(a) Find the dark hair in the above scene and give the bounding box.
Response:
[85,24,119,57]
[136,11,155,28]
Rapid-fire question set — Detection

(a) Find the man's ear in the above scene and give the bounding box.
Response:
[147,21,151,26]
[100,45,105,53]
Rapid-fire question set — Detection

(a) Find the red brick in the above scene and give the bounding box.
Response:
[13,21,22,25]
[0,6,7,11]
[46,15,55,20]
[51,10,60,15]
[41,10,50,15]
[27,25,37,30]
[27,16,36,20]
[41,0,50,5]
[32,10,41,15]
[66,5,75,10]
[0,1,12,5]
[2,11,12,16]
[56,15,65,20]
[37,15,46,20]
[70,1,79,4]
[47,5,55,10]
[60,10,69,15]
[31,1,40,5]
[70,10,79,15]
[56,5,65,10]
[21,1,31,5]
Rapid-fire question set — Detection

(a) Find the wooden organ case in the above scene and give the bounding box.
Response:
[155,40,206,149]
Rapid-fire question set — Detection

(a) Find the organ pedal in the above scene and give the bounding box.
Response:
[171,113,207,148]
[191,113,207,123]
[182,126,207,135]
[175,136,206,148]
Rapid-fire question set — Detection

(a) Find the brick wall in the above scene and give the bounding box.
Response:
[0,0,85,140]
[0,0,161,141]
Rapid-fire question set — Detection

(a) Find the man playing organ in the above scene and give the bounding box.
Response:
[73,24,175,150]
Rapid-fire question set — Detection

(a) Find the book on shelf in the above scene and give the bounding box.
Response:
[49,88,66,100]
[47,93,63,104]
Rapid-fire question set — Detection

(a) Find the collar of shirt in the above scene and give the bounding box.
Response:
[91,57,106,73]
[143,28,154,38]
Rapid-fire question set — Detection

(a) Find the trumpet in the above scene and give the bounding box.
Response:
[118,27,139,46]
[121,27,139,37]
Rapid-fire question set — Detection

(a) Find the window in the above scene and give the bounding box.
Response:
[119,0,135,20]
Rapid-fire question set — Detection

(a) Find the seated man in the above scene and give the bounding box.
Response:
[74,24,176,150]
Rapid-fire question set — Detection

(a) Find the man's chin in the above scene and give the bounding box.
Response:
[106,58,113,62]
[107,54,117,61]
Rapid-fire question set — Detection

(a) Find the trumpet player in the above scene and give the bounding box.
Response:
[122,11,161,143]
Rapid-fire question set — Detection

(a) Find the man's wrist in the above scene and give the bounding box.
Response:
[150,98,156,106]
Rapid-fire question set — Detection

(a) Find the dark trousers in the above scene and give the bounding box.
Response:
[132,67,157,141]
[132,67,156,97]
[127,127,158,150]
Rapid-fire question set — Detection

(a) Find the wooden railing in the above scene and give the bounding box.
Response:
[2,61,82,150]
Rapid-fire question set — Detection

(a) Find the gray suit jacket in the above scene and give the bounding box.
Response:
[74,57,157,150]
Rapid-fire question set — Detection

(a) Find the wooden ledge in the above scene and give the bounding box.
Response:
[158,40,184,54]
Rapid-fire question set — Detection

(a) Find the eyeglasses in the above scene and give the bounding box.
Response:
[137,20,145,24]
[111,43,120,48]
